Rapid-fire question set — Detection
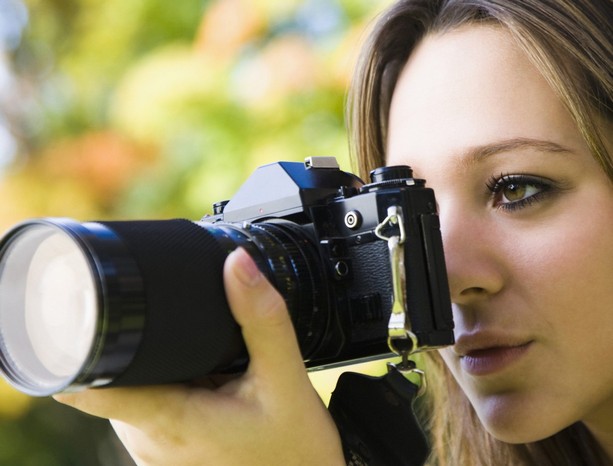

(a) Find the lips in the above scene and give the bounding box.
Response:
[453,333,533,376]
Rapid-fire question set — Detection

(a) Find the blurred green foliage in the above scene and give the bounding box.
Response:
[0,393,136,465]
[1,0,392,227]
[0,0,392,464]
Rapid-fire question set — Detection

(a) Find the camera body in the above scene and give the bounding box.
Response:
[0,157,453,396]
[201,157,454,365]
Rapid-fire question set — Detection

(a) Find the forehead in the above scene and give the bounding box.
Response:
[386,25,585,169]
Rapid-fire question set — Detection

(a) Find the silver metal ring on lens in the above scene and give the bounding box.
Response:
[0,219,145,396]
[0,223,98,395]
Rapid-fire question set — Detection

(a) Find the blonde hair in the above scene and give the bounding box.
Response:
[347,1,612,464]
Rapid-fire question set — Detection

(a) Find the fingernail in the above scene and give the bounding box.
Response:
[232,248,264,287]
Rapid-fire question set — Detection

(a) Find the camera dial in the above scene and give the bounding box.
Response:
[363,166,423,192]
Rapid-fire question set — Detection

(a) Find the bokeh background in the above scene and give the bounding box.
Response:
[0,0,393,464]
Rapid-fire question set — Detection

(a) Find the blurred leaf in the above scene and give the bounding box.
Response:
[109,44,224,144]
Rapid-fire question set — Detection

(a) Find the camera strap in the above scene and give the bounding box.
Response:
[328,206,430,465]
[328,364,429,466]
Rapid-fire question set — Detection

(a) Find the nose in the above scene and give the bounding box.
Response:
[439,206,505,305]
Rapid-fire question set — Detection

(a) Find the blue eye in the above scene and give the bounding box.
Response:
[486,174,554,212]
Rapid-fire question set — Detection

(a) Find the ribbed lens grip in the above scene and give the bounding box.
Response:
[98,219,246,386]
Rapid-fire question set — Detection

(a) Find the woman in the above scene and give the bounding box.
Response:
[55,0,613,464]
[348,1,613,464]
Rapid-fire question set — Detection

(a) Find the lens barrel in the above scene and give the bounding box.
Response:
[0,217,326,396]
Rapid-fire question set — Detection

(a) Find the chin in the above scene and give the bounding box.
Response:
[471,393,569,444]
[483,422,552,445]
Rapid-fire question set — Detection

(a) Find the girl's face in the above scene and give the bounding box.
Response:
[386,26,613,445]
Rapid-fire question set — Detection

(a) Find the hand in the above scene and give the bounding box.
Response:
[54,247,345,465]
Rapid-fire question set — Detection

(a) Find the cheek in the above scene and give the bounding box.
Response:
[511,212,613,315]
[496,199,613,376]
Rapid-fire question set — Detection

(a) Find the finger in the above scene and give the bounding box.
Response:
[53,384,188,425]
[223,248,307,385]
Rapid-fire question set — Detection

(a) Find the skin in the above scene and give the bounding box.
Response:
[386,25,613,458]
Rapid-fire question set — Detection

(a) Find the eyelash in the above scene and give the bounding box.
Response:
[485,173,555,212]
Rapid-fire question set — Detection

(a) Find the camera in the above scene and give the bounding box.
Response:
[0,157,453,396]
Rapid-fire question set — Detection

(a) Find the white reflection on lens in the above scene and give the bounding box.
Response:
[24,232,97,377]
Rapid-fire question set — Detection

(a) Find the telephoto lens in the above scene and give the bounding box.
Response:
[0,218,252,397]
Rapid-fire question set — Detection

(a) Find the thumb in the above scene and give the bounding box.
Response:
[223,248,306,384]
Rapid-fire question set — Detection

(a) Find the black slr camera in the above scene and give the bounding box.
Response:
[0,157,454,396]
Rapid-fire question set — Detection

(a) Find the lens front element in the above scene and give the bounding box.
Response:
[0,225,98,395]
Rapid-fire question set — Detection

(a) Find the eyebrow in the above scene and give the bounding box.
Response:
[460,137,574,168]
